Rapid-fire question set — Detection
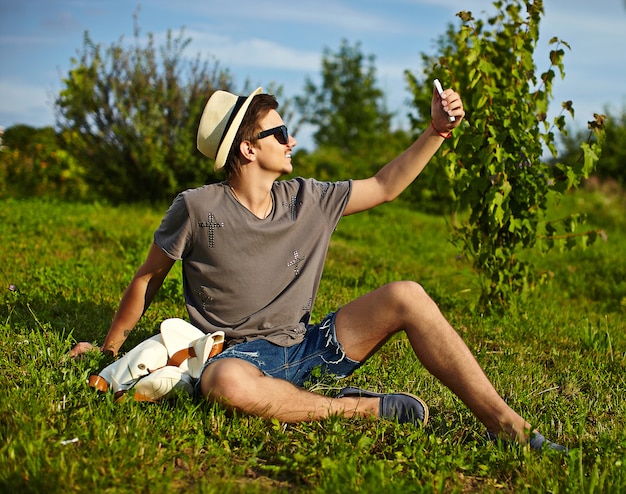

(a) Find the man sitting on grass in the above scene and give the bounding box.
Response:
[72,84,566,452]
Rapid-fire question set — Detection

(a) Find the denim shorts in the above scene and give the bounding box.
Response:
[196,312,362,389]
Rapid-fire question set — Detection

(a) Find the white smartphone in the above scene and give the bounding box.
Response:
[434,79,455,122]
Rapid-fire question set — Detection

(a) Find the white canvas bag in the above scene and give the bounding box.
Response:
[89,318,224,402]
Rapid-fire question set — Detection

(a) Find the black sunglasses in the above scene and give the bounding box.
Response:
[256,125,289,145]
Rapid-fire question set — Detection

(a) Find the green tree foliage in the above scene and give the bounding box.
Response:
[0,125,88,199]
[293,40,409,179]
[405,0,606,309]
[559,108,626,187]
[55,16,234,203]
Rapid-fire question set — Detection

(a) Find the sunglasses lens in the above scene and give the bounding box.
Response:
[276,126,288,144]
[258,125,289,144]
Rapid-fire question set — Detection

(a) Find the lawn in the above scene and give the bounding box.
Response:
[1,188,625,492]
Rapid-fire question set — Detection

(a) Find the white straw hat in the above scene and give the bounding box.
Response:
[197,87,263,170]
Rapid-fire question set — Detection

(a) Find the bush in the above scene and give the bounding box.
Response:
[55,17,235,204]
[0,125,88,200]
[404,0,606,309]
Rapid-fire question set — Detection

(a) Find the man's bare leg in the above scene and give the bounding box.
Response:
[333,281,532,442]
[199,357,379,422]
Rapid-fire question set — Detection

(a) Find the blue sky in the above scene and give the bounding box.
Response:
[1,0,625,150]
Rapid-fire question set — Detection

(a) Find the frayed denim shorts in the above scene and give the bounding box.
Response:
[196,312,362,390]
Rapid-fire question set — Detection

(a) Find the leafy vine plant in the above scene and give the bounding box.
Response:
[408,0,606,310]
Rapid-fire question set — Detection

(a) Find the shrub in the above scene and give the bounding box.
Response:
[0,125,88,200]
[405,0,606,309]
[55,16,235,203]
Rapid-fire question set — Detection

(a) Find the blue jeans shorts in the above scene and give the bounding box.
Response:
[196,312,362,390]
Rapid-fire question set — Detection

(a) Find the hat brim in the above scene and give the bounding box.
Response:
[214,87,263,170]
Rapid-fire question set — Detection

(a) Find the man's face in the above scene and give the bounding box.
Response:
[253,110,296,177]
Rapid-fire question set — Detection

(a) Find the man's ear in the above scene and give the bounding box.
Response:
[239,140,256,162]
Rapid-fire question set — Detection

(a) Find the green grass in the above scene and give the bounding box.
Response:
[1,190,625,493]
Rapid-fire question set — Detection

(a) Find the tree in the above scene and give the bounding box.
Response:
[294,40,405,178]
[405,0,605,309]
[55,14,234,203]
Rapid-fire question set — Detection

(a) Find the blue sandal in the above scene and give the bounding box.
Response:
[336,386,429,426]
[486,430,568,454]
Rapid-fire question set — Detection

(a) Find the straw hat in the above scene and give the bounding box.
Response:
[197,87,263,170]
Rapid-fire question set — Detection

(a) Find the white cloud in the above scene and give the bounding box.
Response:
[185,31,320,72]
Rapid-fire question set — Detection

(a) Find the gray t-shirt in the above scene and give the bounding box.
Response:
[154,178,352,347]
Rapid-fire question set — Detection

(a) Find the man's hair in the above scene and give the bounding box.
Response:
[224,93,279,179]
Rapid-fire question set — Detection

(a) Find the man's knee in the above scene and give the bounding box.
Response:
[385,280,431,307]
[199,358,263,404]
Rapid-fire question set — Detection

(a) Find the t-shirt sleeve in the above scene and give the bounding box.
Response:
[312,179,352,229]
[153,192,193,260]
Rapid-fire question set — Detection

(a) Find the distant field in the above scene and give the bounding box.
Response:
[1,190,625,492]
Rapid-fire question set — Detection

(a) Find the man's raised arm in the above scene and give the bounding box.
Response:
[344,85,465,216]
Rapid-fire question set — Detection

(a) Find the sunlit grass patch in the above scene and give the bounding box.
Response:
[1,191,625,492]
